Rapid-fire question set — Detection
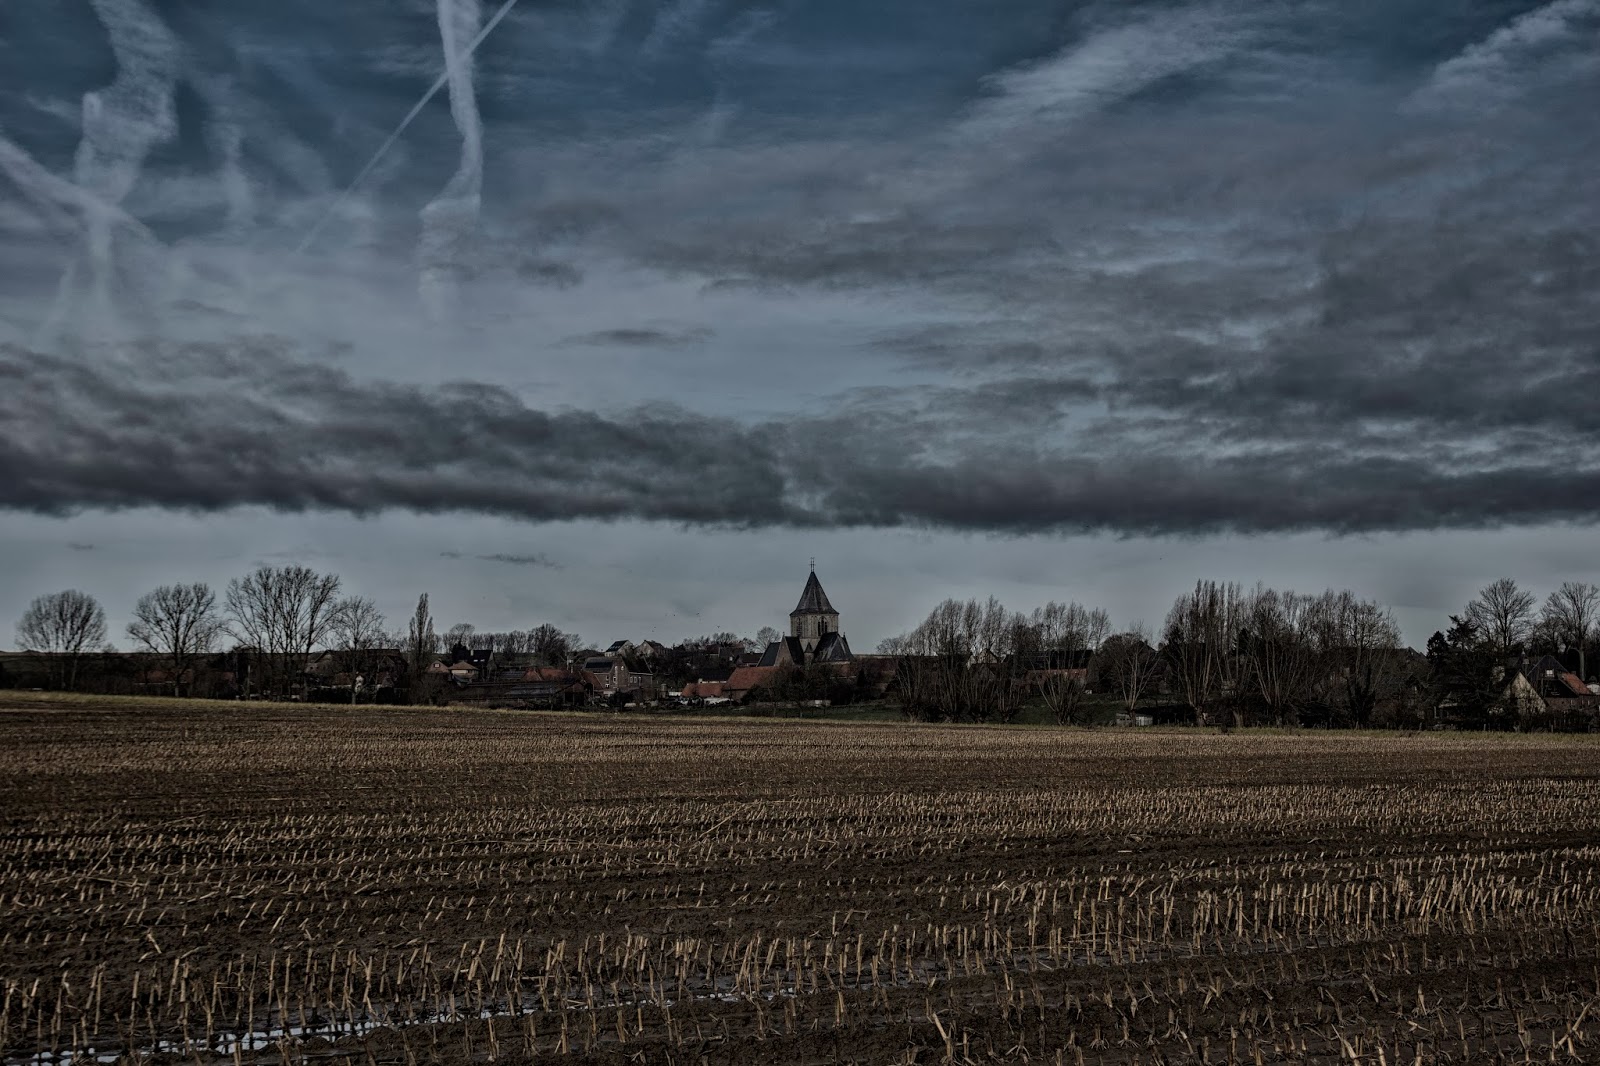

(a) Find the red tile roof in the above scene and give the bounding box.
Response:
[1558,671,1593,697]
[724,665,781,697]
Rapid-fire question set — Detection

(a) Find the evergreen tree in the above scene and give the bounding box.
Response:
[1425,615,1501,728]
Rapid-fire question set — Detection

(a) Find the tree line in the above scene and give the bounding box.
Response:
[7,565,586,702]
[11,570,1600,726]
[877,578,1600,728]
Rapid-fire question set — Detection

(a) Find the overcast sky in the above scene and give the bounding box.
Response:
[2,0,1597,650]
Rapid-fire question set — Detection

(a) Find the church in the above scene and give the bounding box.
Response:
[757,569,854,668]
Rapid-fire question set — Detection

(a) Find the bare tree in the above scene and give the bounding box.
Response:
[329,597,389,703]
[405,593,440,701]
[1465,578,1535,656]
[444,623,476,653]
[498,630,533,655]
[1162,580,1245,725]
[1303,590,1404,727]
[469,631,541,655]
[756,626,782,648]
[878,632,933,720]
[1528,612,1565,658]
[16,590,107,691]
[970,597,1014,662]
[526,623,574,666]
[959,598,1027,721]
[126,583,226,696]
[1540,581,1600,680]
[505,631,535,655]
[225,565,343,698]
[884,597,1026,721]
[1037,673,1090,725]
[1031,601,1110,661]
[1023,601,1109,725]
[1238,586,1320,726]
[1098,626,1159,717]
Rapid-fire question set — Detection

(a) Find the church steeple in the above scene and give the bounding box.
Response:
[793,570,835,615]
[789,569,840,652]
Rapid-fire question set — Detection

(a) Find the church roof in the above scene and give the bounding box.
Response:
[813,631,854,663]
[792,571,836,615]
[758,637,806,668]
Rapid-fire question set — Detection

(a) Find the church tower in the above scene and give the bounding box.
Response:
[789,569,840,654]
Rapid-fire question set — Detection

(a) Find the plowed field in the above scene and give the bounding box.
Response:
[3,697,1599,1064]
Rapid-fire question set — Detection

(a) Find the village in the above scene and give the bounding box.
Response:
[424,571,882,710]
[1,569,892,711]
[7,568,1600,731]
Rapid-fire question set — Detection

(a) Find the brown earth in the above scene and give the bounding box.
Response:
[2,694,1599,1064]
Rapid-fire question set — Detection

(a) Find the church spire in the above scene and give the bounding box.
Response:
[789,568,845,657]
[793,570,835,615]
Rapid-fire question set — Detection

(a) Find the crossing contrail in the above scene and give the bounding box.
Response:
[296,0,519,256]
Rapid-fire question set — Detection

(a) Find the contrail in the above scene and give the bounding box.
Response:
[296,0,519,255]
[75,0,179,208]
[419,0,485,318]
[45,0,178,343]
[0,132,158,242]
[432,0,485,206]
[198,79,254,234]
[1,127,160,347]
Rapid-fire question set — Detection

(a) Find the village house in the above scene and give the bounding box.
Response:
[1509,654,1599,729]
[426,643,498,684]
[581,655,656,701]
[1467,654,1600,731]
[429,657,481,683]
[1522,655,1596,701]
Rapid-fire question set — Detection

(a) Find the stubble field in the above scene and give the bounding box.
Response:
[2,695,1600,1064]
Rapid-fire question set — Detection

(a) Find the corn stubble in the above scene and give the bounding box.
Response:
[2,700,1599,1064]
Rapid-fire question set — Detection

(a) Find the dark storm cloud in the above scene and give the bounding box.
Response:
[0,341,797,526]
[6,338,1600,537]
